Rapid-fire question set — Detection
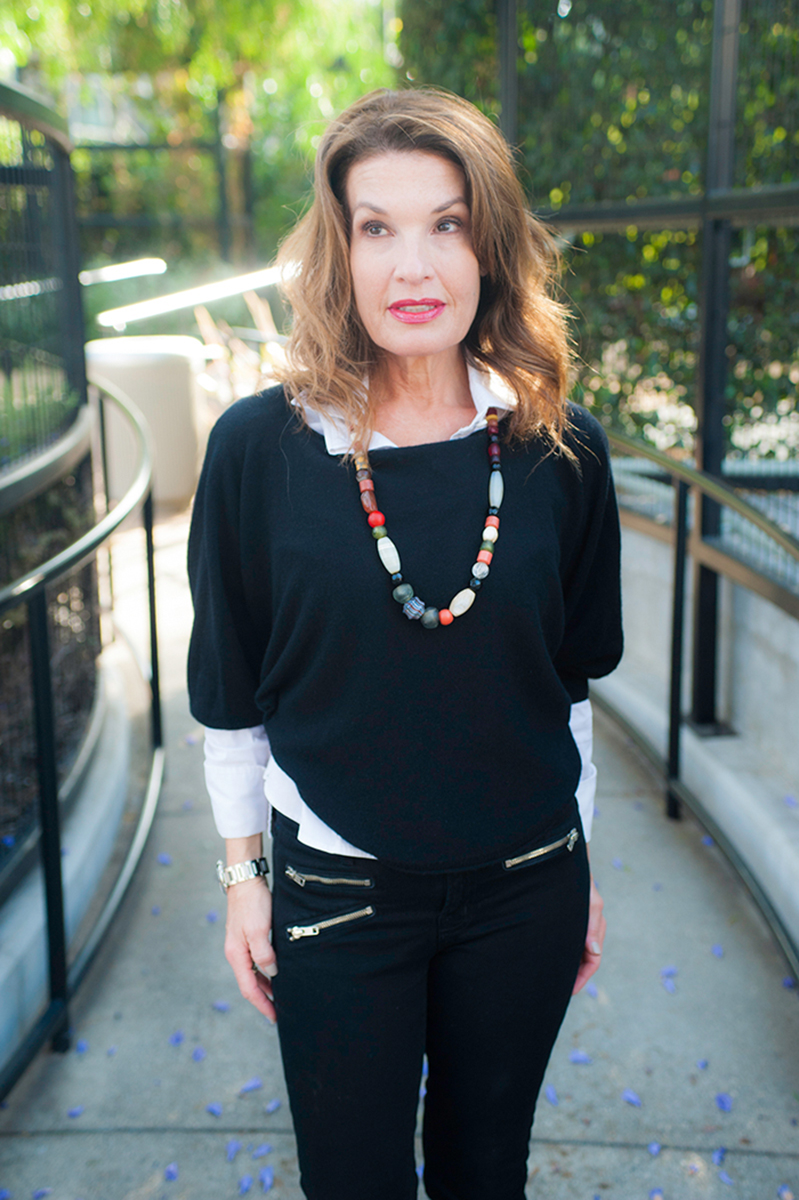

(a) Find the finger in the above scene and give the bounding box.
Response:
[225,938,278,1021]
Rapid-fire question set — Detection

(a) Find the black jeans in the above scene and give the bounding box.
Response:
[271,807,589,1200]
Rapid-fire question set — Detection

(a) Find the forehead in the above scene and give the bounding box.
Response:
[344,150,467,207]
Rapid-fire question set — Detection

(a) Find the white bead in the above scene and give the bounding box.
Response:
[471,562,489,579]
[449,588,476,617]
[376,535,401,574]
[489,471,504,508]
[481,526,498,543]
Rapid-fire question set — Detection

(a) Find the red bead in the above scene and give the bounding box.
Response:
[484,515,500,529]
[368,511,385,527]
[361,491,378,513]
[476,549,493,565]
[439,609,454,625]
[488,443,501,458]
[358,478,375,493]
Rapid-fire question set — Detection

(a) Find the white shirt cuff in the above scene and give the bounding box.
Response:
[569,698,596,841]
[203,725,270,839]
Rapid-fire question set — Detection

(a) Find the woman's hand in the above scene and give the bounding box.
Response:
[572,874,606,995]
[224,877,278,1022]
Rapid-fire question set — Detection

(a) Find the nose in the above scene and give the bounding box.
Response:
[394,233,433,284]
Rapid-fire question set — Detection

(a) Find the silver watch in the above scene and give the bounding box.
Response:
[216,856,269,893]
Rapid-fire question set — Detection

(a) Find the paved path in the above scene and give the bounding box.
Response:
[1,511,797,1199]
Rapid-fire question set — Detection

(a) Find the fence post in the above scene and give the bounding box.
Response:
[497,0,518,148]
[143,490,163,750]
[28,591,70,1052]
[667,481,689,818]
[691,0,741,728]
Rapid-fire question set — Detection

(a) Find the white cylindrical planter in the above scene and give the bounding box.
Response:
[85,336,208,506]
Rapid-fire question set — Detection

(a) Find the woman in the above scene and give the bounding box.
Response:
[188,87,622,1200]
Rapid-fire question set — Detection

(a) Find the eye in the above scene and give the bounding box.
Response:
[362,220,388,236]
[436,217,463,233]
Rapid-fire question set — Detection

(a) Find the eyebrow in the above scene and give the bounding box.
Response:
[351,196,469,216]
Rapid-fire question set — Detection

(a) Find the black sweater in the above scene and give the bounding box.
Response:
[187,385,622,871]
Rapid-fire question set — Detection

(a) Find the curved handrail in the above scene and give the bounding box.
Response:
[0,377,154,615]
[607,429,799,567]
[0,80,72,153]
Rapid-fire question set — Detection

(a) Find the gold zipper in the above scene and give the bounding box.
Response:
[285,864,373,888]
[287,905,375,941]
[504,827,579,870]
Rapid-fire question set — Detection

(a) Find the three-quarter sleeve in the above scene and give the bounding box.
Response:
[187,411,267,729]
[554,410,624,703]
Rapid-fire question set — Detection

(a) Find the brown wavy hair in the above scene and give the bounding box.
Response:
[276,87,573,453]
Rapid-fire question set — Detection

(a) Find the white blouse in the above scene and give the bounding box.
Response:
[201,367,598,854]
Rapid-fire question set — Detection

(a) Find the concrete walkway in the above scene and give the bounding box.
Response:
[1,510,798,1199]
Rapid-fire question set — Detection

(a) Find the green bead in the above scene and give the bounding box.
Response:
[420,607,440,629]
[392,583,414,603]
[372,526,387,539]
[480,540,494,553]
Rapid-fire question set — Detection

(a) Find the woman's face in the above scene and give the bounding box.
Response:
[345,150,482,366]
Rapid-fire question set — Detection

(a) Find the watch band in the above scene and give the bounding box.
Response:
[216,856,269,893]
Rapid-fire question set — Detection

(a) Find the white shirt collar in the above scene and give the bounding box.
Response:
[300,364,512,456]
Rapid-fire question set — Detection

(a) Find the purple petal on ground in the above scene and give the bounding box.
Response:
[32,1191,53,1199]
[702,835,714,846]
[662,977,677,993]
[259,1166,275,1192]
[61,847,69,856]
[168,1031,184,1046]
[206,1102,223,1116]
[206,911,219,923]
[688,1163,700,1175]
[783,976,796,989]
[545,1084,558,1106]
[647,1142,661,1156]
[1,834,15,847]
[212,1000,230,1012]
[151,906,161,916]
[569,1049,592,1064]
[719,1170,734,1185]
[633,800,643,810]
[0,1188,9,1199]
[252,1144,272,1159]
[239,1176,253,1194]
[585,981,598,998]
[660,965,678,977]
[184,734,198,746]
[75,1039,88,1054]
[622,1088,642,1106]
[67,1106,84,1118]
[712,1147,727,1165]
[416,1164,425,1181]
[785,795,798,809]
[107,1046,117,1056]
[612,857,623,869]
[182,799,193,809]
[226,1139,242,1162]
[777,1186,794,1199]
[653,882,663,891]
[649,1190,664,1200]
[164,1164,179,1181]
[697,1058,709,1070]
[240,1077,263,1094]
[157,853,172,866]
[419,1084,427,1099]
[712,944,724,957]
[192,1046,206,1062]
[716,1092,733,1111]
[264,1098,281,1113]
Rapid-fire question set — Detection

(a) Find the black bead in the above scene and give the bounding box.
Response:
[491,461,502,471]
[469,578,482,590]
[391,573,403,583]
[488,506,499,516]
[489,434,500,443]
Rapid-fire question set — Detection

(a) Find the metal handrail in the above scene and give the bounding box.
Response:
[603,428,799,983]
[608,429,799,567]
[0,380,163,1101]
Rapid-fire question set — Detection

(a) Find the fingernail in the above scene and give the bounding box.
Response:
[591,941,601,955]
[263,963,278,978]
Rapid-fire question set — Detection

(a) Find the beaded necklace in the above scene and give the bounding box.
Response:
[355,407,503,629]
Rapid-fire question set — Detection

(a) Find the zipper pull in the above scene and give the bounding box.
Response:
[285,865,306,887]
[567,828,579,852]
[287,924,319,940]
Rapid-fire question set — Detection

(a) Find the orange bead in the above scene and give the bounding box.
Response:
[358,478,375,493]
[476,549,493,565]
[438,609,454,625]
[361,491,378,513]
[484,515,500,529]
